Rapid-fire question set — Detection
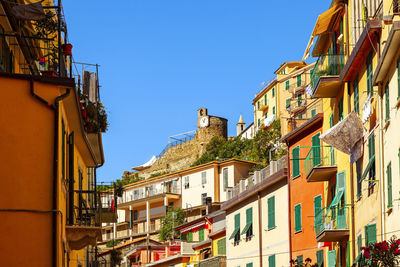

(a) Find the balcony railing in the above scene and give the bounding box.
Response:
[304,146,337,182]
[198,255,227,267]
[288,80,306,94]
[286,98,307,114]
[310,54,345,92]
[68,190,102,227]
[118,184,181,205]
[227,157,287,200]
[314,206,350,242]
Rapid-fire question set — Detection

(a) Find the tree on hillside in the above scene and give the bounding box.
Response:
[159,207,185,241]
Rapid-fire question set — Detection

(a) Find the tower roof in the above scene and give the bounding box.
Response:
[238,114,244,124]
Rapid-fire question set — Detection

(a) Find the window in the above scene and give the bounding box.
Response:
[272,87,275,97]
[317,250,324,267]
[338,96,344,121]
[294,204,302,232]
[217,238,226,255]
[268,254,276,267]
[257,101,260,110]
[130,210,133,229]
[297,94,302,107]
[328,250,336,267]
[298,113,303,119]
[184,176,189,189]
[246,263,253,267]
[201,172,207,185]
[202,193,207,205]
[367,52,373,96]
[258,119,261,127]
[292,146,300,177]
[297,75,302,87]
[385,83,390,122]
[297,255,303,267]
[286,80,289,90]
[273,106,275,115]
[265,112,268,119]
[311,109,316,117]
[199,228,204,241]
[268,196,276,229]
[133,210,138,221]
[353,76,359,114]
[188,232,193,242]
[398,56,400,99]
[387,162,392,208]
[365,223,377,245]
[356,159,362,198]
[241,207,253,239]
[329,113,334,128]
[312,133,321,167]
[229,213,241,243]
[223,168,228,191]
[286,98,291,109]
[368,134,376,184]
[264,94,267,106]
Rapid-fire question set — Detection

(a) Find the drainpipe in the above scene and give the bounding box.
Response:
[285,143,292,264]
[378,82,386,241]
[54,85,71,267]
[258,192,263,267]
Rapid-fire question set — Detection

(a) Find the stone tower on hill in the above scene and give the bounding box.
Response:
[129,108,227,179]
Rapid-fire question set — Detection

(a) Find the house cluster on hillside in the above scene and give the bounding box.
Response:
[99,0,400,266]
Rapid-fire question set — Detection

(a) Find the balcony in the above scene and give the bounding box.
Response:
[259,102,269,113]
[288,80,306,94]
[259,114,275,130]
[310,54,345,98]
[305,145,337,182]
[314,206,350,242]
[198,255,226,267]
[66,190,103,250]
[286,98,307,115]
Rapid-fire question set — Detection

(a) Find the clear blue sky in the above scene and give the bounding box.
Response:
[63,1,329,183]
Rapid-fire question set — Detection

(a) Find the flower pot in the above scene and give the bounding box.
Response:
[86,124,93,133]
[41,70,58,77]
[62,43,72,56]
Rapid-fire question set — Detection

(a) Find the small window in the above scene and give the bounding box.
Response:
[294,204,302,232]
[184,176,189,189]
[272,87,275,97]
[268,196,275,229]
[286,98,291,109]
[338,96,344,121]
[311,109,316,117]
[223,168,229,191]
[292,146,300,177]
[199,228,204,241]
[201,172,207,185]
[273,106,275,115]
[202,193,208,205]
[385,83,390,122]
[217,237,226,255]
[285,80,289,90]
[297,75,301,87]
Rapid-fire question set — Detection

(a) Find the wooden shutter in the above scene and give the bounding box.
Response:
[264,94,267,105]
[387,162,392,208]
[295,204,301,232]
[367,52,373,96]
[217,238,226,255]
[328,250,336,267]
[312,133,321,167]
[357,234,362,254]
[339,97,344,121]
[246,263,253,267]
[367,224,377,245]
[385,83,390,121]
[68,132,74,225]
[130,210,133,229]
[317,250,324,267]
[235,213,240,231]
[297,255,303,266]
[269,255,276,267]
[286,80,289,90]
[61,120,65,180]
[354,77,359,114]
[188,232,193,241]
[297,75,301,87]
[311,109,316,117]
[199,228,204,241]
[314,195,322,217]
[292,147,300,177]
[268,196,275,229]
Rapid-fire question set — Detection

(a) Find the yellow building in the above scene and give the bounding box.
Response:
[253,79,278,131]
[0,1,105,266]
[304,0,384,265]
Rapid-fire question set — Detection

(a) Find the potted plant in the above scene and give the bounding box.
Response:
[62,43,72,56]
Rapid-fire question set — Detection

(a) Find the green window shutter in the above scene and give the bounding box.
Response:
[246,207,253,224]
[297,75,302,87]
[130,210,133,229]
[354,76,359,114]
[286,98,291,108]
[328,250,336,267]
[269,254,276,267]
[292,146,300,177]
[312,133,321,166]
[265,112,268,119]
[339,97,344,121]
[264,94,267,106]
[286,80,289,90]
[223,168,228,190]
[356,159,362,198]
[357,234,362,255]
[385,83,390,121]
[181,233,187,241]
[268,196,276,229]
[368,224,377,245]
[199,228,204,241]
[387,162,392,208]
[298,113,303,119]
[61,120,65,180]
[317,250,324,267]
[367,52,373,96]
[273,106,275,115]
[272,87,275,97]
[298,94,302,106]
[234,213,240,237]
[330,113,334,127]
[311,109,316,117]
[295,204,302,232]
[258,119,260,127]
[246,263,253,267]
[297,255,303,267]
[257,101,260,109]
[217,237,226,255]
[188,232,193,241]
[314,195,322,218]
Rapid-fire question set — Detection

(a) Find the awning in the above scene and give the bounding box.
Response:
[361,155,375,180]
[229,228,239,240]
[320,111,364,155]
[312,4,344,36]
[240,223,252,235]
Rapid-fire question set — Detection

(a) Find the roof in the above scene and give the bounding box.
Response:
[208,227,226,238]
[274,61,307,74]
[238,114,244,124]
[146,254,194,267]
[192,239,212,249]
[122,158,258,190]
[279,113,323,144]
[253,78,277,103]
[98,237,162,255]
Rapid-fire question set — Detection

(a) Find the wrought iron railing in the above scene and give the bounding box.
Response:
[314,206,349,237]
[288,80,306,94]
[286,98,307,113]
[304,146,337,178]
[310,54,345,92]
[69,190,102,227]
[118,183,181,204]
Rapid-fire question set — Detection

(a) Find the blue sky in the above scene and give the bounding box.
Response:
[63,1,329,183]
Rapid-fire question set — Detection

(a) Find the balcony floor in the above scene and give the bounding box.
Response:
[313,76,342,98]
[306,166,337,182]
[316,229,349,242]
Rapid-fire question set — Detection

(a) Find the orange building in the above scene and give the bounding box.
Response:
[280,114,327,266]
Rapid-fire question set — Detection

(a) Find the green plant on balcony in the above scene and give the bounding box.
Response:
[106,239,122,248]
[85,101,108,133]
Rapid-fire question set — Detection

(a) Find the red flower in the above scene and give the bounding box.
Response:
[360,247,366,251]
[396,239,400,245]
[364,251,371,259]
[394,248,400,256]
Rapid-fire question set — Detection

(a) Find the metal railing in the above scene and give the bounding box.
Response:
[310,54,345,91]
[314,206,349,237]
[288,80,306,94]
[286,98,307,113]
[227,156,287,200]
[158,133,196,158]
[198,255,227,267]
[118,183,181,204]
[304,146,337,178]
[69,190,102,227]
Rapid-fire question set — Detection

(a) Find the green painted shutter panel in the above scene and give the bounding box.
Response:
[235,213,240,230]
[199,228,204,241]
[312,133,321,166]
[297,75,302,87]
[273,106,275,115]
[272,87,275,97]
[337,171,346,191]
[181,233,187,241]
[298,94,302,106]
[217,238,226,255]
[269,255,276,267]
[387,162,392,208]
[292,147,300,177]
[339,97,344,121]
[330,114,334,127]
[246,263,253,267]
[286,99,291,108]
[265,94,267,105]
[295,204,301,232]
[130,210,133,229]
[354,77,359,114]
[328,250,336,267]
[286,80,289,90]
[188,232,193,241]
[367,224,377,245]
[314,195,322,218]
[311,109,316,117]
[297,255,303,267]
[385,83,390,121]
[357,234,362,255]
[367,52,373,96]
[317,250,324,267]
[246,208,253,224]
[268,196,275,229]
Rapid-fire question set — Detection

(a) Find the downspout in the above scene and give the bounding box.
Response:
[378,82,386,241]
[285,142,292,264]
[258,192,263,267]
[54,86,71,267]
